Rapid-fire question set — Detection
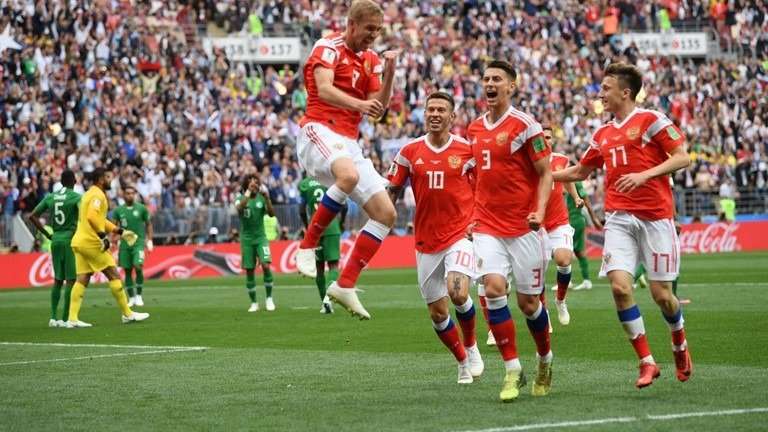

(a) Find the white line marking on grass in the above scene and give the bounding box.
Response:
[0,342,208,366]
[646,407,768,420]
[454,407,768,432]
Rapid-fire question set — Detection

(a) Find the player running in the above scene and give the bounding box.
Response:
[235,175,277,312]
[67,168,149,328]
[299,175,347,314]
[294,0,397,320]
[553,62,692,388]
[28,170,81,327]
[387,92,484,384]
[468,60,554,401]
[113,186,153,307]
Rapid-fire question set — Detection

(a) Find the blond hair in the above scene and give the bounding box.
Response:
[348,0,383,23]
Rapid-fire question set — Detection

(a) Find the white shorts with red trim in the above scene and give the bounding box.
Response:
[473,231,549,296]
[416,238,476,304]
[599,211,680,281]
[297,122,387,206]
[546,223,574,256]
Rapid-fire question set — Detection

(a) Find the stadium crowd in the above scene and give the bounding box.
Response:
[0,0,767,245]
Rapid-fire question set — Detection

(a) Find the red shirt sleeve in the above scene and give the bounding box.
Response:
[525,132,551,162]
[580,132,604,168]
[387,146,411,187]
[652,122,686,154]
[308,44,339,71]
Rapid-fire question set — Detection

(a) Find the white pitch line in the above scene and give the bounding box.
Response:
[647,407,768,420]
[0,341,207,350]
[455,407,768,432]
[0,347,207,366]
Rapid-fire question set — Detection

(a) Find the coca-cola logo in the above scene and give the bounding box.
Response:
[225,253,242,273]
[29,254,54,287]
[679,223,741,253]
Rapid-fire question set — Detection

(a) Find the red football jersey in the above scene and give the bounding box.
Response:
[388,134,474,253]
[580,108,685,220]
[467,107,551,237]
[544,152,571,231]
[301,32,383,139]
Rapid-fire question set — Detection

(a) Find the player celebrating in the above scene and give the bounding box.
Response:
[540,124,588,326]
[387,92,484,384]
[553,62,692,388]
[67,168,149,327]
[28,170,81,327]
[299,175,347,314]
[468,60,554,401]
[113,186,153,307]
[235,175,277,312]
[294,0,397,320]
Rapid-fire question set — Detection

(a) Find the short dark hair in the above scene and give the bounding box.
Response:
[425,91,455,110]
[604,62,643,100]
[91,167,107,183]
[541,123,553,132]
[61,170,75,188]
[242,174,255,191]
[485,60,517,81]
[123,184,136,193]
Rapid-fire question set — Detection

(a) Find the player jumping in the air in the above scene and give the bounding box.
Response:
[388,92,484,384]
[553,62,692,388]
[294,0,397,320]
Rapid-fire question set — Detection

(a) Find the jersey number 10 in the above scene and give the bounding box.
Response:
[426,171,444,189]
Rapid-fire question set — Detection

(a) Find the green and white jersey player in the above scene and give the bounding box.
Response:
[28,170,81,327]
[112,185,153,307]
[299,175,347,314]
[235,175,277,312]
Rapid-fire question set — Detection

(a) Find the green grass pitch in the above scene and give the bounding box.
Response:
[1,252,767,431]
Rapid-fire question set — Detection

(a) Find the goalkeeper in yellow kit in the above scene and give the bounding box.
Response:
[66,168,150,328]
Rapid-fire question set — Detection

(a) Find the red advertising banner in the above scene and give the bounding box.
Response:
[0,236,417,290]
[0,221,766,289]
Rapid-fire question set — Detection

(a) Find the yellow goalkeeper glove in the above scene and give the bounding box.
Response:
[121,230,138,247]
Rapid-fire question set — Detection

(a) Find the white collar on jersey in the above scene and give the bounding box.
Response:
[482,106,514,130]
[422,134,455,154]
[611,107,640,128]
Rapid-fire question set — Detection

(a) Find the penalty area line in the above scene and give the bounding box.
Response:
[0,341,208,366]
[454,407,768,432]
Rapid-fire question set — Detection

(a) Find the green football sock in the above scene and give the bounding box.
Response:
[264,268,274,298]
[634,264,646,282]
[62,282,72,322]
[135,269,144,295]
[577,256,589,281]
[246,271,256,302]
[316,272,327,299]
[327,268,339,287]
[51,280,63,320]
[125,270,135,297]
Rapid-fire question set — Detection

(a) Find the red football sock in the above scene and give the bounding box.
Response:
[489,319,518,361]
[478,295,489,323]
[300,204,341,249]
[436,322,467,362]
[337,232,382,288]
[672,328,687,349]
[456,312,476,348]
[630,334,653,360]
[556,281,568,302]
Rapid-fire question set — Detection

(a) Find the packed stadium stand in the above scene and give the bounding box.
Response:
[1,0,766,250]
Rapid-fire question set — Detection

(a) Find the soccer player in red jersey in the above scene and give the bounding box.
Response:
[388,92,484,384]
[554,63,693,388]
[467,60,554,402]
[294,0,398,320]
[541,125,585,327]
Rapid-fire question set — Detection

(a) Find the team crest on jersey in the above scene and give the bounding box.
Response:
[602,252,612,265]
[133,210,139,217]
[448,155,462,169]
[626,126,641,140]
[256,202,263,208]
[495,132,509,145]
[363,59,371,75]
[477,258,483,269]
[334,142,345,150]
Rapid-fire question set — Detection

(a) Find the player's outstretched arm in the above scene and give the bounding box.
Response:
[27,200,52,240]
[564,182,584,208]
[314,67,383,117]
[145,215,154,251]
[615,145,690,193]
[582,195,603,230]
[386,185,403,205]
[553,163,594,183]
